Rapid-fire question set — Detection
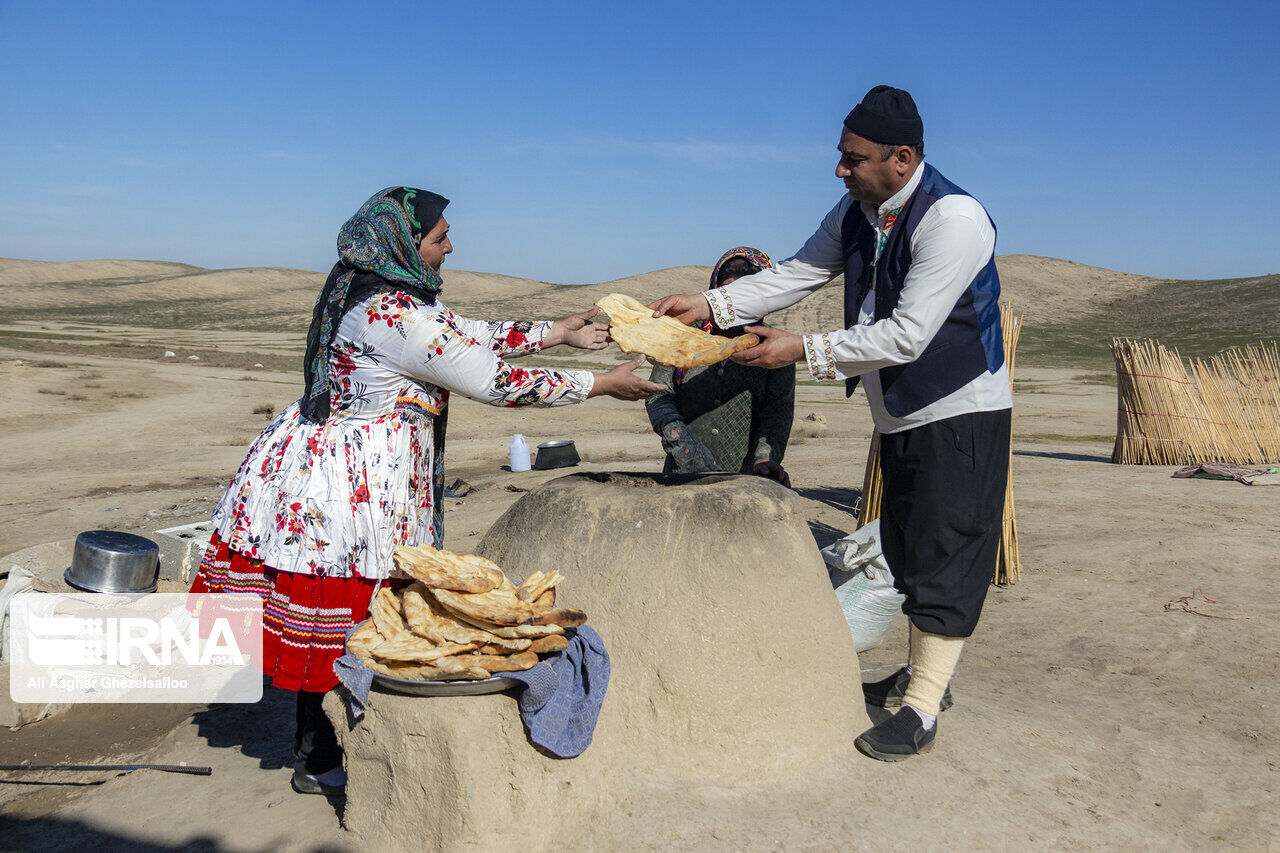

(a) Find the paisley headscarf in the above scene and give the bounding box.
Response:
[301,187,450,423]
[672,246,774,386]
[709,246,772,289]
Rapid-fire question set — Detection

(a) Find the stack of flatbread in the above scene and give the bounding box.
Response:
[347,545,586,682]
[595,293,759,368]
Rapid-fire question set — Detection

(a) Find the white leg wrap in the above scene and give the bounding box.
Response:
[902,624,964,716]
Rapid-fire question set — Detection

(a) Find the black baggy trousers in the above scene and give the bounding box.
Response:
[878,408,1012,638]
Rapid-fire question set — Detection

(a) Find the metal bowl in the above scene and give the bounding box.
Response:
[65,530,160,594]
[533,439,580,470]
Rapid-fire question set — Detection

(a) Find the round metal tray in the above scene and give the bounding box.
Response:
[371,672,521,696]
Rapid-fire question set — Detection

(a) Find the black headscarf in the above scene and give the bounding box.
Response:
[300,187,450,423]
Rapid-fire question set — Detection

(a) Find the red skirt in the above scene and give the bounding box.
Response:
[190,532,383,692]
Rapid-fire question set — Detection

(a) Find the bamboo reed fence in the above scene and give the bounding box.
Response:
[1112,339,1280,465]
[857,302,1022,585]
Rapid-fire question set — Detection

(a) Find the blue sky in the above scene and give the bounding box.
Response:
[1,1,1277,282]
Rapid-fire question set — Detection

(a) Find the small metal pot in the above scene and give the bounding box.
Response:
[533,439,581,470]
[65,530,160,594]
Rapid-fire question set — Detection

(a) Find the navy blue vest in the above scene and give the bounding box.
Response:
[841,163,1004,417]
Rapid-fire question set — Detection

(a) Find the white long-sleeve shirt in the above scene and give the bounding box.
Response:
[703,163,1011,434]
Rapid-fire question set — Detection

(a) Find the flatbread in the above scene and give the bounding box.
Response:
[451,651,539,673]
[370,587,408,641]
[402,583,532,651]
[430,586,538,627]
[438,602,566,638]
[370,637,481,664]
[528,607,588,628]
[394,545,505,593]
[516,570,561,603]
[527,634,570,654]
[346,619,383,658]
[596,293,759,369]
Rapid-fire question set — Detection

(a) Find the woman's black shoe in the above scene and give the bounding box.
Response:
[854,708,936,761]
[860,666,953,711]
[290,767,346,797]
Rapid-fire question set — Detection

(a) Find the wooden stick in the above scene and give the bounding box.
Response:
[857,431,882,528]
[995,302,1022,585]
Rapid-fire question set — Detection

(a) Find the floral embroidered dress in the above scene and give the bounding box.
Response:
[211,290,592,580]
[192,186,594,694]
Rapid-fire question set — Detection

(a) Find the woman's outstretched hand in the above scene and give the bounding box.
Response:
[549,308,610,350]
[588,358,667,400]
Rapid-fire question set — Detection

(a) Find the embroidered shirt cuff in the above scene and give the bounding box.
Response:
[702,289,736,329]
[803,333,839,381]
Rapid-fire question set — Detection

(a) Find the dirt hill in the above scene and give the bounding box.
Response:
[2,256,1273,367]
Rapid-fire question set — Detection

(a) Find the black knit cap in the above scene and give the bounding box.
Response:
[843,85,923,146]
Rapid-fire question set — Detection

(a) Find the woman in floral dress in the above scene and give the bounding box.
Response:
[190,187,663,795]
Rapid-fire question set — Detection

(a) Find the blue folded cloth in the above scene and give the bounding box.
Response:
[333,645,376,715]
[501,625,610,758]
[333,625,610,759]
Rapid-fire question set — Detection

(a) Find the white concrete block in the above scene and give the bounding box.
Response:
[153,521,214,584]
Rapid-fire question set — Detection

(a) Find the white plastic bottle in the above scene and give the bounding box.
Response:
[509,433,531,472]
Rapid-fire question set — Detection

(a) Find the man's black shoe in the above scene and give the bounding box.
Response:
[855,707,936,762]
[860,666,953,711]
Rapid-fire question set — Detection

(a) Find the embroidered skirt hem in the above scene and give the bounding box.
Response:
[189,532,384,692]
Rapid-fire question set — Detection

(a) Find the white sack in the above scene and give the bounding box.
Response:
[820,521,905,653]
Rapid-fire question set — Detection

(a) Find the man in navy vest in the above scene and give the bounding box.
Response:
[650,85,1012,761]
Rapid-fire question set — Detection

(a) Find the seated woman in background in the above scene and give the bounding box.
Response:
[190,187,663,797]
[645,246,794,485]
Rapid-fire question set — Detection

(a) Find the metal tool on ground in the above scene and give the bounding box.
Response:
[0,763,212,776]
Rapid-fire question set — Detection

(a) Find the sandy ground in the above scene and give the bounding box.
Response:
[1,326,1277,850]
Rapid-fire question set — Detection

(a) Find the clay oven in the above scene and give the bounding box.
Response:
[331,473,870,849]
